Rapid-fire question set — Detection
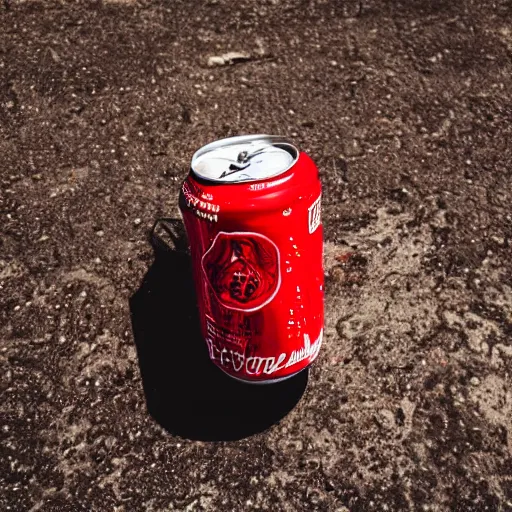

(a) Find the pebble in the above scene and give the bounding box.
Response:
[470,377,480,386]
[80,291,87,298]
[96,230,104,237]
[104,436,116,449]
[375,409,395,430]
[207,56,225,67]
[133,218,142,226]
[491,235,505,246]
[207,51,251,67]
[13,305,20,311]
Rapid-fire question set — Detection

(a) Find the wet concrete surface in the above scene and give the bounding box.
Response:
[1,0,511,510]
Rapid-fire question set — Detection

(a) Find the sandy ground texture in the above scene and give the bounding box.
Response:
[1,0,512,510]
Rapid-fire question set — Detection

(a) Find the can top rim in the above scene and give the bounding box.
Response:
[190,134,299,183]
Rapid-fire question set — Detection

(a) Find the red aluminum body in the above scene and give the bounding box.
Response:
[179,137,323,383]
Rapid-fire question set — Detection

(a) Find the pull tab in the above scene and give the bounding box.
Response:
[220,148,266,178]
[237,151,249,163]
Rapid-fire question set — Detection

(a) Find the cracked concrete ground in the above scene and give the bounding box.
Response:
[1,0,511,510]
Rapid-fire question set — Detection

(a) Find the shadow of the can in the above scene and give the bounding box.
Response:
[129,218,308,441]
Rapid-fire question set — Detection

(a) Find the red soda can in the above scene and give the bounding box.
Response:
[179,135,323,384]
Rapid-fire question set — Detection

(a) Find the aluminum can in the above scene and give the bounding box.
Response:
[179,135,323,383]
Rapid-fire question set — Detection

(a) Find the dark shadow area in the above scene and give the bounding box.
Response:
[129,218,308,441]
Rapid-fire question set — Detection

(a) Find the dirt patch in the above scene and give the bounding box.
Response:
[1,0,511,510]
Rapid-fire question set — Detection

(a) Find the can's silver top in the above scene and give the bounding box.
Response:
[191,134,298,183]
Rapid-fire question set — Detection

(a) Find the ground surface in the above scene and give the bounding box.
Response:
[1,0,512,510]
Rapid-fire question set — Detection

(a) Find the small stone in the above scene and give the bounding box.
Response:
[58,336,66,343]
[94,257,101,264]
[13,305,20,311]
[207,51,251,67]
[133,218,142,226]
[470,377,480,386]
[31,173,42,181]
[375,409,395,430]
[96,230,104,237]
[207,56,225,67]
[80,291,87,298]
[491,235,505,247]
[104,436,116,449]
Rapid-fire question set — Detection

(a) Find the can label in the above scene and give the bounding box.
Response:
[206,316,323,377]
[202,231,281,312]
[308,194,322,234]
[182,180,220,222]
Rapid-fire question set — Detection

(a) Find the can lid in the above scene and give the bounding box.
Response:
[191,134,299,183]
